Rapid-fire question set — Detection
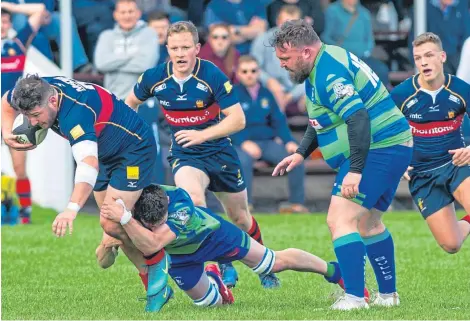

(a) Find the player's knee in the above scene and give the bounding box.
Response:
[193,282,221,307]
[252,248,276,275]
[188,193,206,207]
[440,241,462,254]
[100,217,121,239]
[359,219,385,237]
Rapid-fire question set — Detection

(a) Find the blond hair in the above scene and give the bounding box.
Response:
[167,21,199,44]
[412,32,443,50]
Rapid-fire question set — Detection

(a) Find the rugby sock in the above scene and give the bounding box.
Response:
[363,229,396,294]
[16,178,32,213]
[144,250,165,266]
[333,233,366,298]
[248,216,264,245]
[139,273,149,291]
[324,261,342,283]
[460,214,470,225]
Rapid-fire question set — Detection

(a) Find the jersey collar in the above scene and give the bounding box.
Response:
[413,73,450,90]
[166,57,202,78]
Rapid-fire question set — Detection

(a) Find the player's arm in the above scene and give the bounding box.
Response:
[1,2,47,33]
[125,69,157,110]
[124,91,144,110]
[202,103,246,139]
[295,125,319,159]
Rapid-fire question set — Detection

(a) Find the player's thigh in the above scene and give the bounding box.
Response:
[425,203,463,253]
[358,208,386,237]
[451,171,470,213]
[326,195,369,239]
[169,262,205,299]
[9,147,27,178]
[174,166,210,206]
[94,190,107,208]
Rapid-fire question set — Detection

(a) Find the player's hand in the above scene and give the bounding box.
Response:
[449,148,470,166]
[341,172,362,199]
[100,198,125,223]
[2,133,36,151]
[402,166,414,181]
[52,210,77,237]
[272,153,304,176]
[241,140,262,159]
[285,141,299,154]
[174,130,207,148]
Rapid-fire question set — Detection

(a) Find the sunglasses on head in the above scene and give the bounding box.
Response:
[240,68,258,74]
[211,34,229,40]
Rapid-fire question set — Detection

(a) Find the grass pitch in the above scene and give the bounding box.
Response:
[2,206,469,320]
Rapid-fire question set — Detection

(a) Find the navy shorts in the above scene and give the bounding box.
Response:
[333,144,413,211]
[409,162,470,219]
[168,209,251,291]
[168,145,246,193]
[94,129,158,192]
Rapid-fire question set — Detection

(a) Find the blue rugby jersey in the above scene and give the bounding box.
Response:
[133,58,239,158]
[391,74,470,172]
[7,76,151,162]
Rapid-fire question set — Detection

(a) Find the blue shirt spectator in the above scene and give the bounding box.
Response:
[204,0,268,55]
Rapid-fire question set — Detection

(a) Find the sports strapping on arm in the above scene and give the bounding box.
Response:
[296,125,319,159]
[345,109,371,173]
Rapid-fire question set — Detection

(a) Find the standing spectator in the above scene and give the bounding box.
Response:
[72,0,115,62]
[94,0,158,100]
[322,0,390,87]
[251,5,305,115]
[267,0,325,35]
[204,0,267,54]
[232,56,308,213]
[457,37,470,84]
[198,23,240,83]
[409,0,470,74]
[147,11,170,65]
[9,0,93,72]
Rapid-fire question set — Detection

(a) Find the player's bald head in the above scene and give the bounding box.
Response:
[167,21,199,44]
[270,19,320,51]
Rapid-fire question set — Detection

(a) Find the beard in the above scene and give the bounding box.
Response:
[288,58,312,84]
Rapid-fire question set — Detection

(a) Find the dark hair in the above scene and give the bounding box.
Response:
[147,10,170,23]
[269,19,320,50]
[11,74,53,112]
[134,185,169,226]
[1,9,11,18]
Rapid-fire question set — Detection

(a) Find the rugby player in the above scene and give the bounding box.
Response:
[391,32,470,254]
[1,75,169,312]
[271,20,413,310]
[125,21,279,289]
[100,184,345,309]
[1,1,47,223]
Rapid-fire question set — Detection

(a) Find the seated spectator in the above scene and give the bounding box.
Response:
[147,11,170,65]
[251,5,306,115]
[231,56,308,214]
[8,0,93,72]
[204,0,268,54]
[322,0,391,87]
[94,0,158,100]
[457,36,470,84]
[267,0,325,35]
[198,23,240,83]
[408,0,470,74]
[72,0,115,62]
[136,0,186,23]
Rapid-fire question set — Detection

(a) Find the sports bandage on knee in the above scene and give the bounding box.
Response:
[252,248,276,275]
[72,140,99,187]
[193,282,220,307]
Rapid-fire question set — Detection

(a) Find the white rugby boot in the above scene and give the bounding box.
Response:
[330,293,370,310]
[371,292,400,307]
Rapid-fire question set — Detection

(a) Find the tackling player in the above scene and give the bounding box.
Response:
[270,20,413,310]
[390,32,470,254]
[1,1,47,223]
[1,75,169,312]
[100,184,345,310]
[125,21,279,289]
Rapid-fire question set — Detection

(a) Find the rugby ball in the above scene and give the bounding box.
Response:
[12,114,48,145]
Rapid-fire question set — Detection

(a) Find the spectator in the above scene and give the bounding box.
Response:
[457,36,470,84]
[198,23,240,83]
[147,11,170,65]
[72,0,115,62]
[136,0,187,23]
[251,5,305,115]
[204,0,267,54]
[322,0,391,87]
[267,0,325,35]
[232,56,308,213]
[409,0,470,74]
[9,0,93,72]
[94,0,158,100]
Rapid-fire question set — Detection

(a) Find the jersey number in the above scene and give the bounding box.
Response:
[349,53,380,88]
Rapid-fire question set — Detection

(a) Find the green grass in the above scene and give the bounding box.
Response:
[2,207,469,320]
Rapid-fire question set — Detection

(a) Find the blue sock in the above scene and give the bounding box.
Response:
[364,228,396,294]
[333,233,366,298]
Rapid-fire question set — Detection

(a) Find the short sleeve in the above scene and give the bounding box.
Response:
[209,63,239,109]
[60,108,97,146]
[317,72,366,120]
[133,67,162,102]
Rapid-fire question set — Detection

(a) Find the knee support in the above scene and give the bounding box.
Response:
[252,248,275,275]
[193,282,220,307]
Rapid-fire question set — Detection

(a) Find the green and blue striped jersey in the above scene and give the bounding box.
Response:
[305,44,411,170]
